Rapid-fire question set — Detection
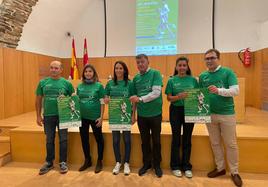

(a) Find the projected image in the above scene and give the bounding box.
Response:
[136,0,178,55]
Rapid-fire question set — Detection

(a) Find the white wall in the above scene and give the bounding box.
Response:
[178,0,212,54]
[106,0,136,56]
[260,20,268,49]
[215,0,268,53]
[58,0,105,58]
[18,0,104,57]
[17,0,268,57]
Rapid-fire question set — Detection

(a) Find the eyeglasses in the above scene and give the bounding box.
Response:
[205,56,217,61]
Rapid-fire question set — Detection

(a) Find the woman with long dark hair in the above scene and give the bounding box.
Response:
[165,57,198,178]
[77,64,105,173]
[104,61,134,175]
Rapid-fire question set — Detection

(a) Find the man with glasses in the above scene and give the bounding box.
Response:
[199,49,242,187]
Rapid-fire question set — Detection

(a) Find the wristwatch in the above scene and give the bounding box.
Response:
[139,97,143,102]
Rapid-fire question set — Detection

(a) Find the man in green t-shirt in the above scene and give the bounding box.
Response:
[130,54,163,178]
[199,49,242,187]
[35,61,74,175]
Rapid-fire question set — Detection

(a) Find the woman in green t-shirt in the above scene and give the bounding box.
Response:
[77,64,105,173]
[165,57,198,178]
[104,61,134,175]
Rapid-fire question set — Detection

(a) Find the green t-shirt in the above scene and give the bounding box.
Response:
[133,68,163,117]
[105,80,134,98]
[199,66,238,115]
[35,77,75,116]
[165,75,199,106]
[77,82,105,120]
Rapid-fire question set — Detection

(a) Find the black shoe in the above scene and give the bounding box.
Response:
[231,174,243,187]
[154,167,163,178]
[138,164,152,176]
[79,159,92,171]
[95,160,103,173]
[39,162,54,175]
[207,168,226,178]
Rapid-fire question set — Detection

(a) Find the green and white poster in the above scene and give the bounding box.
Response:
[57,95,81,129]
[109,97,132,131]
[184,88,211,123]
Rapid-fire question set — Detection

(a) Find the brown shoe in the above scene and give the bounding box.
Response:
[95,160,103,173]
[231,174,243,187]
[207,168,226,178]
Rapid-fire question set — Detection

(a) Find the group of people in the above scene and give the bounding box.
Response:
[35,49,242,187]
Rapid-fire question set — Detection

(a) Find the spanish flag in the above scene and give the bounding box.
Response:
[70,38,79,80]
[83,38,89,66]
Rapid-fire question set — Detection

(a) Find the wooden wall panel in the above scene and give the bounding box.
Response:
[166,55,178,77]
[252,50,263,108]
[37,55,60,80]
[89,58,113,79]
[1,48,61,119]
[61,58,72,79]
[128,57,140,77]
[147,56,167,76]
[162,77,169,121]
[3,48,24,118]
[22,52,39,113]
[0,48,4,119]
[186,54,207,76]
[235,78,245,123]
[261,48,268,64]
[261,48,268,107]
[221,52,254,107]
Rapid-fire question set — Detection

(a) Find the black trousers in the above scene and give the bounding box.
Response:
[137,114,162,167]
[79,118,104,161]
[169,105,194,171]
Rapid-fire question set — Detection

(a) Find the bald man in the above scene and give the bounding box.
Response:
[35,61,74,175]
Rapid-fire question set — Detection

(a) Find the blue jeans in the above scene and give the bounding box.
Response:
[44,116,68,163]
[112,131,131,163]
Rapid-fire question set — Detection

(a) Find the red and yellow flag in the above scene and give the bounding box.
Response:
[83,38,89,66]
[70,38,79,80]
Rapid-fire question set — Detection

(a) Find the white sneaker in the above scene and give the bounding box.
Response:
[112,162,121,175]
[185,170,193,178]
[172,169,182,177]
[124,162,130,175]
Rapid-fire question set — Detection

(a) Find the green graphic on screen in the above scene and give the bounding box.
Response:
[136,0,178,55]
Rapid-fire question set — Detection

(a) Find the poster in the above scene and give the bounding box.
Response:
[109,97,132,131]
[184,88,211,123]
[57,95,81,129]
